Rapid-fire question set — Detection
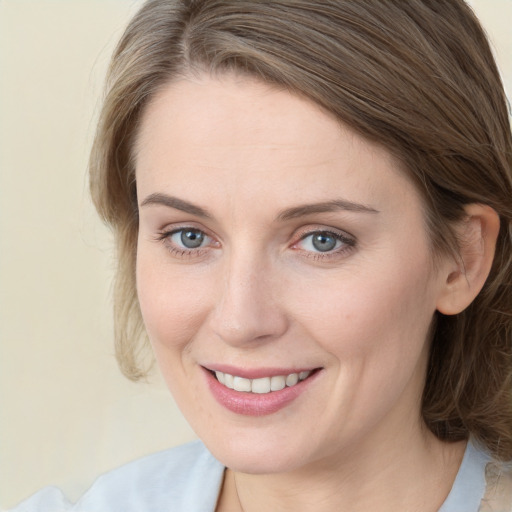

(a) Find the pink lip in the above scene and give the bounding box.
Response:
[202,366,321,416]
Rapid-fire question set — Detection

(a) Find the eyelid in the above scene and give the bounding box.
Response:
[156,221,218,241]
[152,222,356,261]
[169,228,211,249]
[290,225,357,260]
[292,224,355,244]
[154,224,220,257]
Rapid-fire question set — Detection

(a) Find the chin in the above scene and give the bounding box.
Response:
[200,426,322,474]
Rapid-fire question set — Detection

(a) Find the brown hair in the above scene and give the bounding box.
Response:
[90,0,512,459]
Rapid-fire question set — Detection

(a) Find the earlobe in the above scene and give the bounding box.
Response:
[436,204,500,316]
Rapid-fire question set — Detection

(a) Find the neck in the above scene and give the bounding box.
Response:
[217,428,466,512]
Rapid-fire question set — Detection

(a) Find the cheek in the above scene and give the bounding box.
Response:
[289,256,438,438]
[291,254,438,367]
[136,248,212,354]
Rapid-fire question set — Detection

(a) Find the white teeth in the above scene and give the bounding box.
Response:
[214,370,312,394]
[270,375,286,391]
[251,377,271,394]
[285,373,299,386]
[224,373,234,389]
[233,376,251,392]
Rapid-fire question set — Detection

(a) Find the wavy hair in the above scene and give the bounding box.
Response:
[89,0,512,459]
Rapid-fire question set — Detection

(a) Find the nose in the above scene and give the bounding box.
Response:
[208,250,289,347]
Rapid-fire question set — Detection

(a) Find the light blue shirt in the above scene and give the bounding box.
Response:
[9,439,510,511]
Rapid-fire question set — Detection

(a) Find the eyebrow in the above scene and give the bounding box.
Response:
[277,199,379,220]
[140,193,379,220]
[140,193,211,218]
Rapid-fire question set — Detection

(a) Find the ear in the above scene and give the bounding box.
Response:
[436,204,500,315]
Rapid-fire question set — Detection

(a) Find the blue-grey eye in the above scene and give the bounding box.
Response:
[170,229,206,249]
[181,229,204,248]
[298,231,343,253]
[312,232,338,252]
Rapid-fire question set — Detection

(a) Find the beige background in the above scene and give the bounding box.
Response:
[0,0,511,509]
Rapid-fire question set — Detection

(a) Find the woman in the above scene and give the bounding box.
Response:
[13,0,512,510]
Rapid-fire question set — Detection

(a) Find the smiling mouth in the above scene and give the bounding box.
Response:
[210,369,319,394]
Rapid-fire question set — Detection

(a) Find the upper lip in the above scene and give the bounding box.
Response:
[202,364,321,379]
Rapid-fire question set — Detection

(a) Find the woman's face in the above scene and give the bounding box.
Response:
[135,74,450,473]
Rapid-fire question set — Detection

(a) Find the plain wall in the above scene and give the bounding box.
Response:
[0,0,511,509]
[0,2,197,509]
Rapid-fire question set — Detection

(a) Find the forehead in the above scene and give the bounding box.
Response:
[134,74,419,218]
[135,74,347,165]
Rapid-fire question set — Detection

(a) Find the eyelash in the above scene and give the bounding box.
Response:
[154,227,215,259]
[154,226,356,261]
[292,229,356,261]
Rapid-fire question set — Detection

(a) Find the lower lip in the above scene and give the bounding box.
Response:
[203,368,320,416]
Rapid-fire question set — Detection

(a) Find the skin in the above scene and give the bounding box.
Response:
[135,74,469,511]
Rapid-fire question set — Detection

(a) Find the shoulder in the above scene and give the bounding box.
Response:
[480,458,512,511]
[440,440,512,512]
[10,441,225,512]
